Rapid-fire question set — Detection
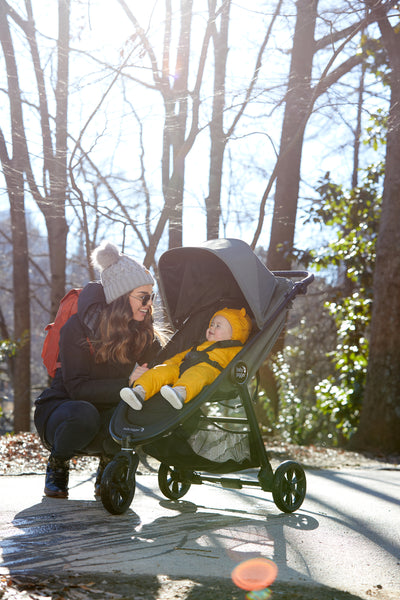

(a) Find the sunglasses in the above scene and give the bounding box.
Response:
[129,292,156,306]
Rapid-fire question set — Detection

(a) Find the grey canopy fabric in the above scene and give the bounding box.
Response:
[158,238,281,330]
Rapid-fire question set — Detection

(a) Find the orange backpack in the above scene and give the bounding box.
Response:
[41,288,83,378]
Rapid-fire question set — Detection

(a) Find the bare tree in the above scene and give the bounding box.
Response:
[116,0,282,253]
[251,1,367,267]
[206,0,231,240]
[0,0,31,431]
[0,0,71,429]
[19,0,70,318]
[205,0,286,241]
[267,0,318,270]
[117,0,207,259]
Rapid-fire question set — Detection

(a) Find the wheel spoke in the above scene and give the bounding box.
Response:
[286,467,295,482]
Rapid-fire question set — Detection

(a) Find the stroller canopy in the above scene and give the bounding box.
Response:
[158,238,278,330]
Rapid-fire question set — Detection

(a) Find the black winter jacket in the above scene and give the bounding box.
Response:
[34,282,161,440]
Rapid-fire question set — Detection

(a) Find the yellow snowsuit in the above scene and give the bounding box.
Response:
[134,341,243,404]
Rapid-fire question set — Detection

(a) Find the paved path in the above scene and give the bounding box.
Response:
[0,466,399,599]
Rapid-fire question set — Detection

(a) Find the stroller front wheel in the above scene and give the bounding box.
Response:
[100,455,136,514]
[158,463,192,500]
[272,460,306,513]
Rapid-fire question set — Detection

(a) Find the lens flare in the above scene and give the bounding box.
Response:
[246,589,273,600]
[231,558,278,591]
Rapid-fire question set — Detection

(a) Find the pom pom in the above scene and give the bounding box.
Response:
[91,241,120,272]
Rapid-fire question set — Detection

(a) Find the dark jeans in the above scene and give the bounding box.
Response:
[45,401,119,460]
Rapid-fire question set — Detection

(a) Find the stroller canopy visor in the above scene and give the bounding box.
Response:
[158,238,278,330]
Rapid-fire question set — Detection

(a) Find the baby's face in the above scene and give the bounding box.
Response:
[206,315,232,342]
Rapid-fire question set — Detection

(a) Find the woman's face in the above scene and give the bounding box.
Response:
[128,284,155,322]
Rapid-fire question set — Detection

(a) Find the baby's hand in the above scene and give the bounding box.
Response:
[129,363,149,386]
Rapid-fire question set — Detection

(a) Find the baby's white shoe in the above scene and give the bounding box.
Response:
[120,386,144,410]
[160,385,184,409]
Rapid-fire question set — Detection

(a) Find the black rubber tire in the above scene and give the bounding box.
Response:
[158,463,191,500]
[100,456,136,514]
[272,460,306,513]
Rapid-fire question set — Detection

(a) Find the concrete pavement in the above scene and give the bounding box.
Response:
[0,465,399,599]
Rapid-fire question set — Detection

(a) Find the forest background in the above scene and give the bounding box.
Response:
[0,0,399,454]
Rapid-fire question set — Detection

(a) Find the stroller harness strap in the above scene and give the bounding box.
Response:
[179,340,243,376]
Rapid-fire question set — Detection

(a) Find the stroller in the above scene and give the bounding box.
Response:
[100,238,314,515]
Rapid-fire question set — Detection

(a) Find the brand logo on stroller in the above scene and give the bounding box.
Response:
[122,426,145,434]
[232,361,248,384]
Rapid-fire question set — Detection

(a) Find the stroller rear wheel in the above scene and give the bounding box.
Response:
[272,460,306,513]
[158,463,192,500]
[100,455,136,514]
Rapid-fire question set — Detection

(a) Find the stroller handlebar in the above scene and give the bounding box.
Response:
[272,270,315,295]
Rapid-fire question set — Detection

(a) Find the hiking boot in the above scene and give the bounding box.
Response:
[44,454,69,498]
[94,455,113,496]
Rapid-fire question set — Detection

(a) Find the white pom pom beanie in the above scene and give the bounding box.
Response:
[91,241,154,304]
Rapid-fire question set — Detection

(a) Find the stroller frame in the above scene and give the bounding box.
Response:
[100,239,314,515]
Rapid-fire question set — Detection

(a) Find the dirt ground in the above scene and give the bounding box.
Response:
[0,572,388,600]
[1,432,398,600]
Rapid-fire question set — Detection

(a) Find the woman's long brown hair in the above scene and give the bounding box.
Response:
[94,293,154,364]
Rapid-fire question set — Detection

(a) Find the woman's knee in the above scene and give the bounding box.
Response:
[45,401,101,450]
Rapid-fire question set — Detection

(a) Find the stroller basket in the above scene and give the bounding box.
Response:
[100,238,314,515]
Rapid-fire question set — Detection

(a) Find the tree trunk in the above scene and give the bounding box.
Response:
[0,0,31,431]
[206,0,230,240]
[20,0,69,318]
[267,0,317,271]
[167,0,192,249]
[352,62,366,189]
[351,5,400,453]
[9,178,31,433]
[48,0,70,316]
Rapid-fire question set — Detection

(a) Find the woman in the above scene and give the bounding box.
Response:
[34,241,164,498]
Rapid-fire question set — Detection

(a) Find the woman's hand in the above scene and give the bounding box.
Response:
[129,363,149,386]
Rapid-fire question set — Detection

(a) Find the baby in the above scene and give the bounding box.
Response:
[120,307,252,410]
